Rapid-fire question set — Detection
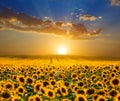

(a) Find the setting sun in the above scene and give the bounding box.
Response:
[58,47,67,55]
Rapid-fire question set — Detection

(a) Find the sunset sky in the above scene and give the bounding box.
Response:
[0,0,120,56]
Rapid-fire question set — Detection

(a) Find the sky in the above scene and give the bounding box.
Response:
[0,0,120,56]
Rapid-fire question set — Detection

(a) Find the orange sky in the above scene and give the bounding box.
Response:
[0,30,120,56]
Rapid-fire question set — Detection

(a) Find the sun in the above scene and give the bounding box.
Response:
[58,47,67,55]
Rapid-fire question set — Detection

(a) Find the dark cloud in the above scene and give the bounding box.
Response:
[0,8,102,39]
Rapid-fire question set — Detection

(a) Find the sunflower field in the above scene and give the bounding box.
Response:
[0,57,120,101]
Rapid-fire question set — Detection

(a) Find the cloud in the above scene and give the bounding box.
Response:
[80,15,102,21]
[111,0,120,6]
[0,8,102,40]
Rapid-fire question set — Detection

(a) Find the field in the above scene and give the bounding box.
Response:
[0,56,120,101]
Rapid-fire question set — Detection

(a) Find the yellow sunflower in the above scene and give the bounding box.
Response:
[34,95,42,101]
[74,94,87,101]
[110,78,120,87]
[17,86,25,96]
[28,96,35,101]
[4,81,14,91]
[114,93,120,101]
[1,90,11,101]
[50,80,56,86]
[92,94,98,101]
[109,89,118,98]
[75,89,86,95]
[86,88,95,95]
[34,83,41,92]
[17,75,25,84]
[40,87,46,95]
[96,96,106,101]
[46,89,55,99]
[42,81,50,87]
[62,98,71,101]
[12,96,21,101]
[26,77,34,85]
[60,86,68,96]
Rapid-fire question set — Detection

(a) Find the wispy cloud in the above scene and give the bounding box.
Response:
[80,14,102,21]
[111,0,120,6]
[0,8,102,40]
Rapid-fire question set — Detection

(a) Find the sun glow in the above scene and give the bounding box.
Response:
[58,47,67,55]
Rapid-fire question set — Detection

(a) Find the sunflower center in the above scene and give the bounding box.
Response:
[87,89,95,95]
[99,98,105,101]
[43,81,49,87]
[109,90,117,97]
[27,78,33,84]
[77,90,84,94]
[2,92,11,99]
[6,84,12,89]
[78,97,85,101]
[62,88,66,93]
[51,81,55,85]
[112,79,119,85]
[97,91,105,96]
[41,88,45,94]
[19,77,25,83]
[19,88,23,93]
[48,91,53,97]
[78,82,84,87]
[94,95,98,100]
[36,85,40,91]
[35,97,41,101]
[118,96,120,100]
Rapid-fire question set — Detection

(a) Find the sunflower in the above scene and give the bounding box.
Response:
[7,74,11,78]
[73,86,79,92]
[37,70,41,75]
[114,66,119,70]
[12,75,17,81]
[58,74,63,79]
[60,86,68,96]
[4,81,14,91]
[71,73,78,79]
[96,81,103,88]
[109,89,118,98]
[114,93,120,101]
[34,83,41,92]
[40,87,46,95]
[17,75,25,84]
[110,73,116,78]
[96,96,106,101]
[92,94,98,101]
[34,95,42,101]
[91,75,97,82]
[1,90,11,101]
[64,82,70,87]
[86,88,95,95]
[28,96,35,101]
[97,90,106,96]
[17,86,25,96]
[42,81,49,87]
[12,96,21,101]
[62,98,70,101]
[110,78,120,87]
[76,89,86,95]
[74,94,87,101]
[26,77,34,85]
[46,89,55,99]
[78,81,84,88]
[50,80,56,86]
[32,74,38,79]
[55,88,62,97]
